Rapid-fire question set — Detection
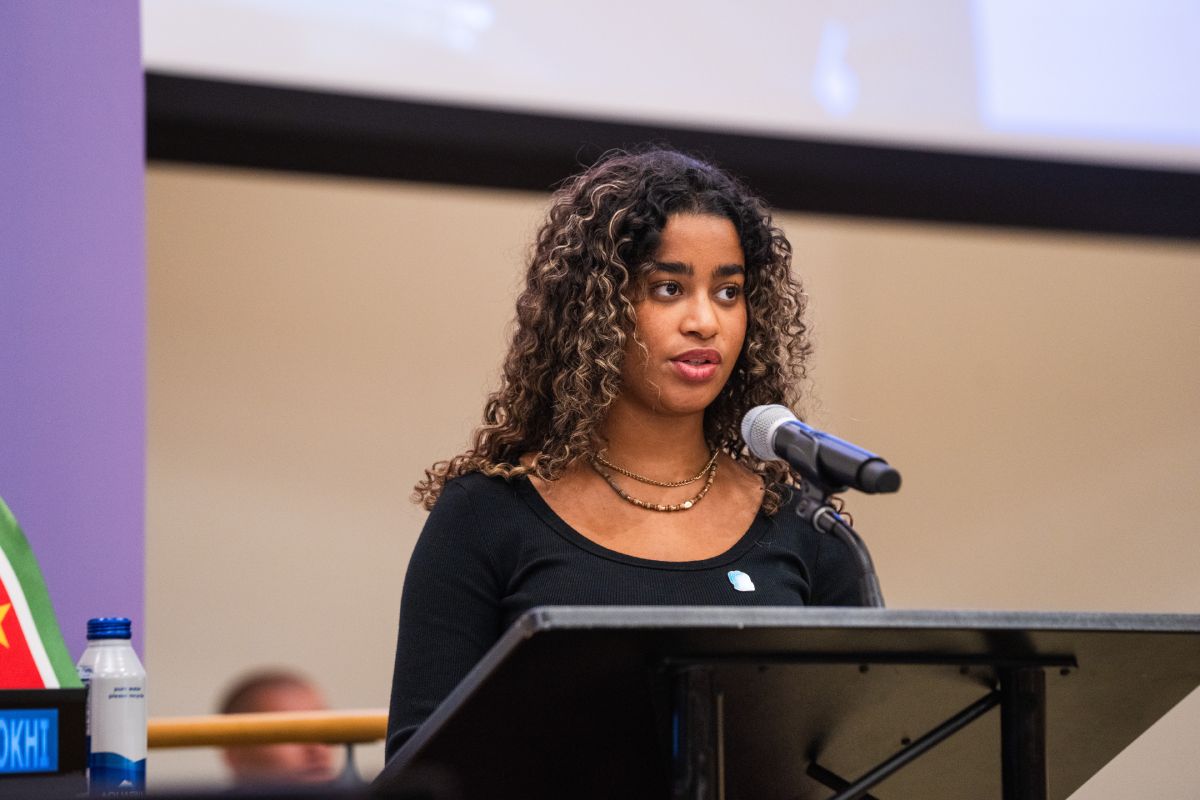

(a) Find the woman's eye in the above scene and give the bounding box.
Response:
[717,285,742,301]
[652,282,682,298]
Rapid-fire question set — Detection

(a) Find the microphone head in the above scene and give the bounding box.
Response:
[741,404,797,461]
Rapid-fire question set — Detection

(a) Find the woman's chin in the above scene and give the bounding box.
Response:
[651,389,724,417]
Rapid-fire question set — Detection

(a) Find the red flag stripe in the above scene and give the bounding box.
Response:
[0,557,55,688]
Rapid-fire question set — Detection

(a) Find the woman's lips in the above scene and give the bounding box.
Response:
[670,349,722,382]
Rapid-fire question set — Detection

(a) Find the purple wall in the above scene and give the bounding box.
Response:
[0,5,145,657]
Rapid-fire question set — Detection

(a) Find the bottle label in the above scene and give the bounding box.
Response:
[89,751,146,795]
[89,674,146,795]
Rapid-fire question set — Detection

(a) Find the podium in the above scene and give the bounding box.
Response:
[376,607,1200,799]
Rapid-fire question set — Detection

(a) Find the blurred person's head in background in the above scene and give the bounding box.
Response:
[218,669,337,785]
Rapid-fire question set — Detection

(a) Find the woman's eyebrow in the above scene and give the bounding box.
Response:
[650,262,745,277]
[650,260,692,276]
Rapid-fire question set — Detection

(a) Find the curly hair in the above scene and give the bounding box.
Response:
[414,147,812,513]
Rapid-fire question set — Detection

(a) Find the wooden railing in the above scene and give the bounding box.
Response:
[148,709,388,748]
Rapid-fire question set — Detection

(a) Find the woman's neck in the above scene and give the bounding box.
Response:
[598,398,712,478]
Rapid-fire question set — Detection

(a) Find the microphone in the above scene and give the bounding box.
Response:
[741,405,901,494]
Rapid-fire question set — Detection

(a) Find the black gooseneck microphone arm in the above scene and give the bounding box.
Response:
[793,476,886,608]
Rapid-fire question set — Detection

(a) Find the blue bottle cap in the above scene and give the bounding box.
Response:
[87,617,132,640]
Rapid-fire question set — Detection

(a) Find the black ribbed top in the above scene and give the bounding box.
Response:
[385,471,862,757]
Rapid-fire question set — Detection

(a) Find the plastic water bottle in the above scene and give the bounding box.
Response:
[79,618,146,795]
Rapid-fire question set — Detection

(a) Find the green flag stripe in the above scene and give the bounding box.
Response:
[0,497,82,688]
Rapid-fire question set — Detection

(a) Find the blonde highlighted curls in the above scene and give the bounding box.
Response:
[414,148,812,514]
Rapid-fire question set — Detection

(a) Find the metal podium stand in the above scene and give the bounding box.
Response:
[375,607,1200,800]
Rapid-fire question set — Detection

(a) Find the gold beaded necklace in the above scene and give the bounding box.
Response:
[588,452,719,512]
[591,448,720,488]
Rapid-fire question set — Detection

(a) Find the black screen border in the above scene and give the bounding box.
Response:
[146,72,1200,240]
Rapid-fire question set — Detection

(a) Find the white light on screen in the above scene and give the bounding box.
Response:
[974,0,1200,144]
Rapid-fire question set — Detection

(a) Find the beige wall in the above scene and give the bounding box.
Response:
[146,163,1200,793]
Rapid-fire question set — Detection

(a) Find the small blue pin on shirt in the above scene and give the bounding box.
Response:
[727,570,755,592]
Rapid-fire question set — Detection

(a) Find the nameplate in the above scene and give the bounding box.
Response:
[0,708,58,775]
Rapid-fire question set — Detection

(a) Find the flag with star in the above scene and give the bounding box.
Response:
[0,496,80,689]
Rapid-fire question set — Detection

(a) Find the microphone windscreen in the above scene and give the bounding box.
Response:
[741,404,796,461]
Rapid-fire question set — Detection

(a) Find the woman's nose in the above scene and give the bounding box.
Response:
[682,296,719,339]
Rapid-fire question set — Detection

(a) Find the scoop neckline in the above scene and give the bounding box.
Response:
[513,474,770,571]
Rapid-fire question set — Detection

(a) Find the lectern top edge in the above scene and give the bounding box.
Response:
[522,605,1200,634]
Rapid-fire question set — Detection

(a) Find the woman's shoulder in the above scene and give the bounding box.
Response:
[759,482,817,534]
[764,483,848,529]
[437,469,524,503]
[426,470,532,532]
[761,483,864,606]
[417,471,531,566]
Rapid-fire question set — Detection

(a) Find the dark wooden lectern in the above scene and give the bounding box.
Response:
[375,607,1200,799]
